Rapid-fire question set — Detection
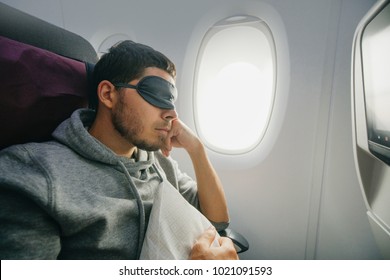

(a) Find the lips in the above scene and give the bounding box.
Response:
[155,127,170,133]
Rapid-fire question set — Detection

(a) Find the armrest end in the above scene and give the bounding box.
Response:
[219,228,249,253]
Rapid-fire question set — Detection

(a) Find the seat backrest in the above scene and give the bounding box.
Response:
[0,2,98,150]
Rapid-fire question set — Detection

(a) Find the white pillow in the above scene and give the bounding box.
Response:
[140,180,219,259]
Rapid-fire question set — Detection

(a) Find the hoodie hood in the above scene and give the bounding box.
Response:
[52,109,156,178]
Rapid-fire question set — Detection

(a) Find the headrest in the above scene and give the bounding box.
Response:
[0,36,93,149]
[0,2,98,64]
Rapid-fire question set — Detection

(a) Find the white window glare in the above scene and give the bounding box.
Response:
[194,16,276,154]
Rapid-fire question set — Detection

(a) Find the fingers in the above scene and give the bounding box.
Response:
[189,227,217,260]
[161,119,201,158]
[160,120,183,157]
[189,227,239,260]
[196,226,217,247]
[161,144,171,157]
[218,237,239,260]
[219,235,233,247]
[161,127,174,157]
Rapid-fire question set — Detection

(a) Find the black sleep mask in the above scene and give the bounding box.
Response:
[114,76,177,109]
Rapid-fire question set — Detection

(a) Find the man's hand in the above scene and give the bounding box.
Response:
[161,119,200,157]
[189,227,239,260]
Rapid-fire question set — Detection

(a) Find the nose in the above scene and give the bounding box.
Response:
[162,108,178,121]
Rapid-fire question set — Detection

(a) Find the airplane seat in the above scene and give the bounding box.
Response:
[0,2,97,150]
[0,2,248,256]
[352,0,390,259]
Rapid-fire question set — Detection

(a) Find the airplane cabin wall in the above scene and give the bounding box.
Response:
[309,0,380,259]
[0,0,382,259]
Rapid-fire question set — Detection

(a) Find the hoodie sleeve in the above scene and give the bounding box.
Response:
[0,146,61,259]
[0,189,61,259]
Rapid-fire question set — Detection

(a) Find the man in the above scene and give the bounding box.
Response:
[0,40,238,260]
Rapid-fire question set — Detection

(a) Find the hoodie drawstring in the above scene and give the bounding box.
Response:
[118,161,146,259]
[151,163,164,182]
[118,161,164,259]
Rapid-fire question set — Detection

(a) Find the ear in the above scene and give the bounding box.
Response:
[97,80,118,109]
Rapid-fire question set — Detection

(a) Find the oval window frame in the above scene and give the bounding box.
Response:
[193,15,277,155]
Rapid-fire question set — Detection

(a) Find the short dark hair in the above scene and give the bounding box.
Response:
[90,40,176,110]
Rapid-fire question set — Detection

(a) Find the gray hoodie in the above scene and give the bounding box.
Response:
[0,109,203,259]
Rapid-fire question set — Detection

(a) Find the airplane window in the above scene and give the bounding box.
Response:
[194,16,276,154]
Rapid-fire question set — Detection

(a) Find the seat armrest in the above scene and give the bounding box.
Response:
[219,228,249,253]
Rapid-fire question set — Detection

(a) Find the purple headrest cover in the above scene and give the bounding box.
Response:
[0,36,89,149]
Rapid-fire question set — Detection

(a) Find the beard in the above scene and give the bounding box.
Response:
[111,96,166,152]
